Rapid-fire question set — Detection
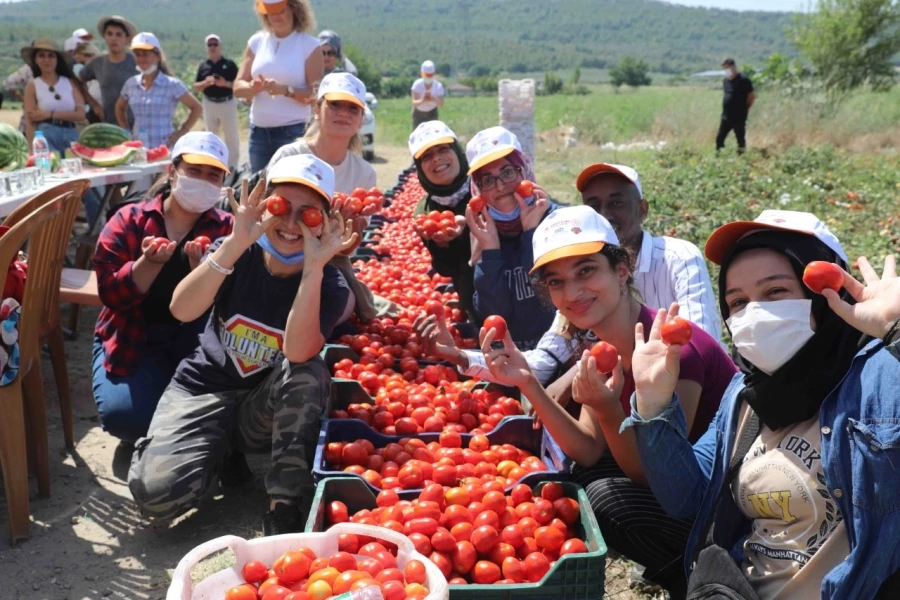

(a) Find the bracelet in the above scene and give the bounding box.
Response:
[205,256,234,275]
[884,318,900,345]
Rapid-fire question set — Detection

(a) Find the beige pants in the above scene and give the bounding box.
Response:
[202,98,240,169]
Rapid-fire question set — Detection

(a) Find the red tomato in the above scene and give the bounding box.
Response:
[559,538,589,556]
[472,560,501,584]
[530,498,555,525]
[242,560,269,584]
[338,532,360,554]
[452,540,477,574]
[261,585,293,600]
[266,195,290,216]
[471,524,500,554]
[404,559,427,584]
[552,497,580,526]
[522,551,551,582]
[589,341,618,373]
[431,527,458,553]
[277,550,311,583]
[534,525,565,552]
[423,299,444,318]
[351,187,368,200]
[341,443,369,466]
[501,556,524,582]
[300,207,323,228]
[483,315,508,340]
[660,316,693,346]
[153,237,170,250]
[540,482,565,503]
[327,501,349,524]
[328,551,357,573]
[469,195,487,212]
[802,261,844,294]
[194,235,211,251]
[516,180,535,197]
[510,484,532,506]
[224,584,258,600]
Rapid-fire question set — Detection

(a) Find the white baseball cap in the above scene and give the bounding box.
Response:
[531,205,620,273]
[267,154,335,207]
[421,60,436,75]
[64,37,79,52]
[705,210,848,265]
[317,72,367,109]
[172,131,230,173]
[256,0,288,14]
[205,34,221,44]
[131,32,161,52]
[465,126,522,175]
[577,163,643,198]
[409,121,457,159]
[72,28,93,40]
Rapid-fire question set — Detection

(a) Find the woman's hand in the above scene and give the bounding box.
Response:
[416,215,466,246]
[572,350,625,416]
[141,236,177,264]
[517,183,551,232]
[822,255,900,341]
[250,75,267,96]
[479,326,534,390]
[184,240,206,270]
[414,313,460,362]
[465,204,500,252]
[632,303,684,420]
[263,78,287,97]
[227,178,279,251]
[301,211,358,269]
[338,216,366,257]
[26,108,51,123]
[166,127,187,148]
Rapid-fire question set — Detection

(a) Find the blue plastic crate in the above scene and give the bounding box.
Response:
[312,416,568,496]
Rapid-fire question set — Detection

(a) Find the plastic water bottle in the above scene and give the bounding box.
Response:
[32,130,52,174]
[331,586,384,600]
[138,127,148,147]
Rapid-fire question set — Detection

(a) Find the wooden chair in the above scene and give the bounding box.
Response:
[0,195,68,545]
[4,179,90,451]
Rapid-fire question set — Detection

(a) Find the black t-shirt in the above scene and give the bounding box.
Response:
[142,239,193,325]
[723,73,754,117]
[172,242,350,393]
[195,57,239,100]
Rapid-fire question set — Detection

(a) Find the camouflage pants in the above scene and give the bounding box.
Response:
[127,356,329,522]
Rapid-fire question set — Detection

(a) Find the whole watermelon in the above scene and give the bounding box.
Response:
[0,123,29,171]
[79,123,131,149]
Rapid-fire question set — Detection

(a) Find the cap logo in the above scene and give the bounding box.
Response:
[571,227,581,234]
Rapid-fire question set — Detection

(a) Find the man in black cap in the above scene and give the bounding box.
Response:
[194,34,239,169]
[716,58,755,154]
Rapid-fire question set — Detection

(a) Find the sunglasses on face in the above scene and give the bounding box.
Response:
[207,43,219,47]
[322,50,336,57]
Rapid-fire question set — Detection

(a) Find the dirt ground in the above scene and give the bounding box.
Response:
[0,105,658,600]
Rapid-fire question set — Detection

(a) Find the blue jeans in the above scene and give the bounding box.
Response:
[40,122,102,224]
[248,122,306,173]
[92,320,206,443]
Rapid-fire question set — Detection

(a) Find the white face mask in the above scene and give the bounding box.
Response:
[172,174,222,213]
[726,299,815,375]
[137,63,158,75]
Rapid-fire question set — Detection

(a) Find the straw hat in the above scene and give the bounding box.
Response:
[19,38,65,68]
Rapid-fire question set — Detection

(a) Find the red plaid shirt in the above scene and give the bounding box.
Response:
[93,195,233,376]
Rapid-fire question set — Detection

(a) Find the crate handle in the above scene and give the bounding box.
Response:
[542,429,570,471]
[167,535,249,600]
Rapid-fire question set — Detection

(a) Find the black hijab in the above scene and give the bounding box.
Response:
[719,231,865,430]
[414,141,470,199]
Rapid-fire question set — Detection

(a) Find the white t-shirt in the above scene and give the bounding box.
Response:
[248,30,319,128]
[411,78,445,112]
[268,140,376,194]
[34,77,77,113]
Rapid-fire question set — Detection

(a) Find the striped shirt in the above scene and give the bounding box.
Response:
[120,73,188,148]
[463,230,723,384]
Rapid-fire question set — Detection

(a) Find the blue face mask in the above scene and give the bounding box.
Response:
[486,195,534,222]
[256,233,305,265]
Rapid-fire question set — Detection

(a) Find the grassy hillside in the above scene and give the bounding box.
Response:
[0,0,796,80]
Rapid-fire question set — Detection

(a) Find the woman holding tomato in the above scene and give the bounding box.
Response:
[408,120,476,320]
[625,210,900,599]
[464,126,559,350]
[92,132,233,445]
[475,205,737,598]
[129,153,357,536]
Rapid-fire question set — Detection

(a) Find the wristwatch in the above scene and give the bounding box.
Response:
[284,85,295,98]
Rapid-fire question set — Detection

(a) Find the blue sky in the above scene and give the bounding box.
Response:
[666,0,810,11]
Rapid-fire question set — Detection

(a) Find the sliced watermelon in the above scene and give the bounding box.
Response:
[123,140,144,148]
[147,145,170,162]
[70,142,137,167]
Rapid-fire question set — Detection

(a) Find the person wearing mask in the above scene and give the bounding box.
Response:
[235,0,324,173]
[117,32,201,149]
[128,154,355,535]
[81,15,138,128]
[716,57,755,154]
[92,132,234,445]
[269,72,377,323]
[625,211,900,600]
[408,120,475,320]
[474,206,737,598]
[410,60,444,129]
[464,126,558,350]
[64,28,94,69]
[317,30,357,76]
[194,34,240,170]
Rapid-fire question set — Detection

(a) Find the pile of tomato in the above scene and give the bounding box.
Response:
[323,431,546,490]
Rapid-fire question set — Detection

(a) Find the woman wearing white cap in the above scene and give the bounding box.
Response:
[477,205,737,598]
[116,32,201,149]
[235,0,324,173]
[410,60,445,129]
[464,126,558,350]
[625,213,900,599]
[407,120,476,319]
[129,154,357,536]
[92,132,234,445]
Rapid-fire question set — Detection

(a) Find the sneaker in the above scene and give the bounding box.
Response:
[263,503,304,536]
[220,450,253,487]
[630,563,664,594]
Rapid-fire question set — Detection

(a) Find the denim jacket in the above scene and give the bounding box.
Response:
[623,339,900,600]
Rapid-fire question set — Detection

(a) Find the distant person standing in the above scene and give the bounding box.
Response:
[81,15,138,128]
[64,28,94,69]
[74,42,103,109]
[4,45,35,132]
[317,30,357,76]
[716,57,755,154]
[410,60,444,129]
[195,34,240,170]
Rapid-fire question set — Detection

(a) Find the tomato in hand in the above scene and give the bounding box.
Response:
[483,315,508,340]
[660,316,693,346]
[193,235,211,252]
[588,341,618,373]
[516,180,535,198]
[469,195,487,213]
[301,207,323,228]
[802,260,844,294]
[266,195,290,216]
[152,237,170,251]
[424,300,444,319]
